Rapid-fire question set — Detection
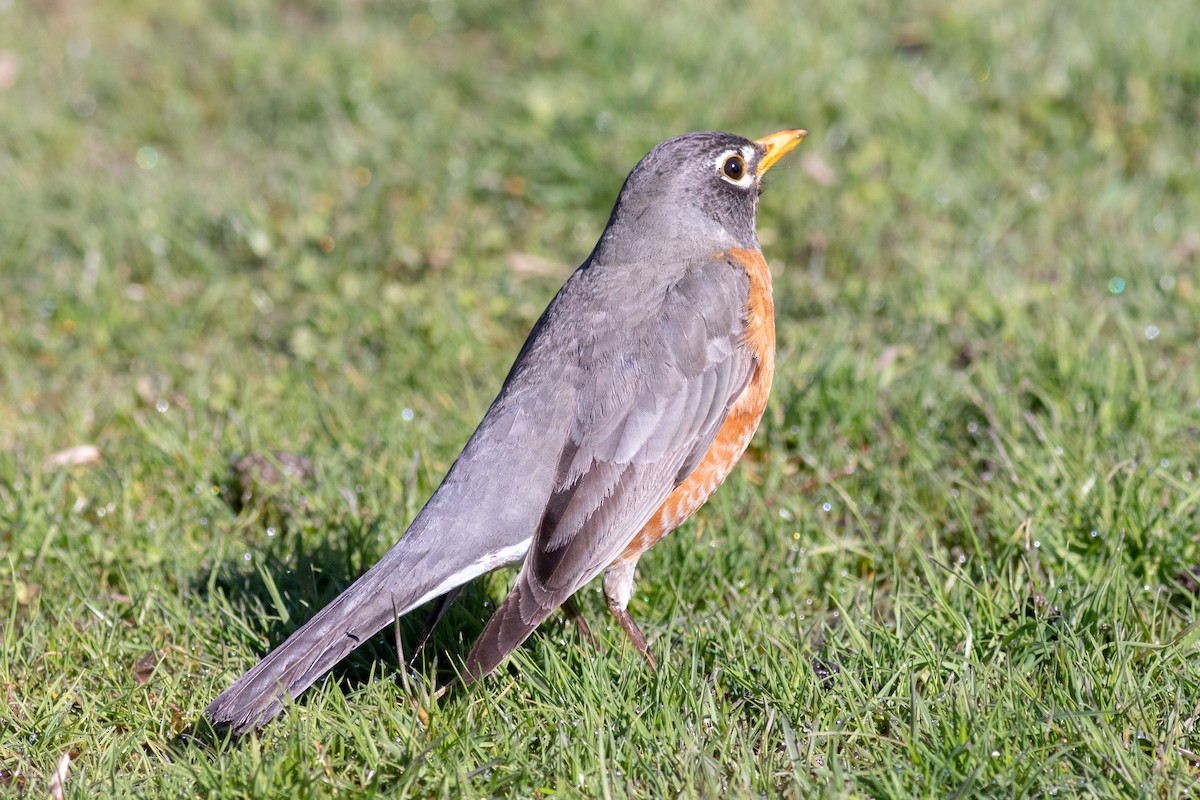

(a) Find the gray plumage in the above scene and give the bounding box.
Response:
[206,131,777,733]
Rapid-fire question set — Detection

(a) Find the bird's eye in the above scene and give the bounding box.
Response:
[721,154,747,181]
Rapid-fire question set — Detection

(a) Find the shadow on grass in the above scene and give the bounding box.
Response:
[185,476,511,741]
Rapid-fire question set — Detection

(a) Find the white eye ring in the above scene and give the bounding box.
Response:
[716,147,756,186]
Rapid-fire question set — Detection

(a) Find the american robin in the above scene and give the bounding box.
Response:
[206,128,807,733]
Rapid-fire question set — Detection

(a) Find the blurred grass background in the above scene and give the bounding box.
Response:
[2,0,1199,796]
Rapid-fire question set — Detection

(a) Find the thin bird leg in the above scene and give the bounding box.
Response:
[410,588,463,663]
[561,596,599,650]
[609,607,657,670]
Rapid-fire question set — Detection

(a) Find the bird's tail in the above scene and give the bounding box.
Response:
[205,530,528,734]
[205,361,570,733]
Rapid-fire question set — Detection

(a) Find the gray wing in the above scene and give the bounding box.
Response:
[462,255,756,680]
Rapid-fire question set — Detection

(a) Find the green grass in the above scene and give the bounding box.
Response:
[3,0,1200,796]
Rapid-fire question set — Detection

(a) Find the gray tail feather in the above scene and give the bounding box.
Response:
[461,580,560,686]
[206,542,481,734]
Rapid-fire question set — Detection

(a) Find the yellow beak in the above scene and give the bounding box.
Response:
[754,129,808,176]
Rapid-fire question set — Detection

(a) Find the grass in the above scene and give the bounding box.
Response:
[2,0,1200,796]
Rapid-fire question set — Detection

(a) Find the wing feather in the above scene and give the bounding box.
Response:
[462,255,756,680]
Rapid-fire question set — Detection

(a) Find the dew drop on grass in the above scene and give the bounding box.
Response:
[136,145,159,169]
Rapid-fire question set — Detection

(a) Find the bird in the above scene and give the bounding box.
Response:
[206,128,807,734]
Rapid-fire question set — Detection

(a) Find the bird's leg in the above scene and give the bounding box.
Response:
[560,596,599,650]
[609,607,657,670]
[602,562,657,669]
[410,588,463,663]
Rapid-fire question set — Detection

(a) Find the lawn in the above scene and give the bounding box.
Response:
[3,0,1200,796]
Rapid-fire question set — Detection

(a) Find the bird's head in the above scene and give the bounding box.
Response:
[594,129,807,262]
